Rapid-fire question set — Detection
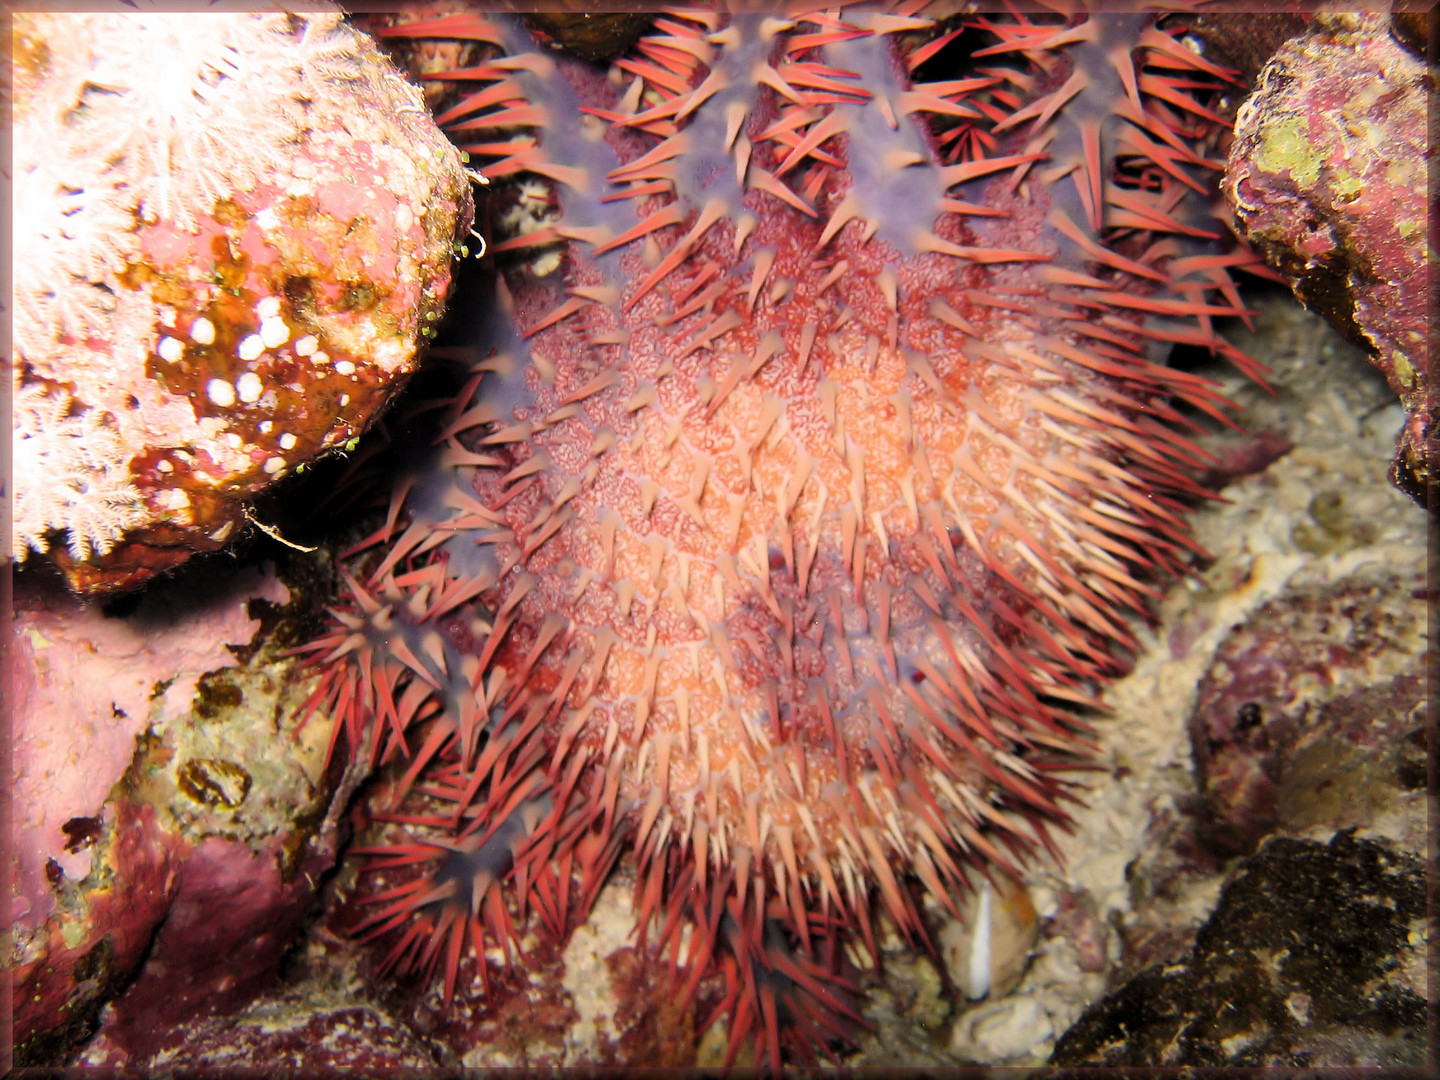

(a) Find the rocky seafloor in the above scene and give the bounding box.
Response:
[12,282,1429,1070]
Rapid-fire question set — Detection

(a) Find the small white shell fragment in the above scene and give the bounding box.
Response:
[334,359,356,376]
[190,317,216,345]
[939,875,1039,1004]
[256,296,282,319]
[967,881,994,1000]
[263,456,287,475]
[158,336,184,362]
[278,432,297,450]
[293,334,318,357]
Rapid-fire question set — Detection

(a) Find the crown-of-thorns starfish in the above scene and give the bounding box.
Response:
[297,4,1273,1067]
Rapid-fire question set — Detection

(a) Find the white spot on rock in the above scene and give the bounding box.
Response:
[293,334,318,357]
[158,336,184,362]
[237,334,264,361]
[334,360,356,376]
[256,296,282,319]
[236,371,264,404]
[263,456,287,475]
[278,432,297,450]
[190,317,216,345]
[206,379,237,407]
[260,317,290,349]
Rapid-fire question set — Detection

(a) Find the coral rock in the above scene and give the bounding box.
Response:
[80,987,440,1072]
[1223,14,1435,500]
[10,7,473,594]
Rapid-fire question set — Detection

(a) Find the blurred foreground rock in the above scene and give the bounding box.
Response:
[1051,832,1427,1068]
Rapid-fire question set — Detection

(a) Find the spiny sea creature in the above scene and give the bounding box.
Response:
[299,5,1269,1066]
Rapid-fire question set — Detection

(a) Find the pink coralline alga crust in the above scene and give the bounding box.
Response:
[79,986,441,1071]
[9,564,287,928]
[68,836,347,1068]
[10,7,473,594]
[8,563,353,1064]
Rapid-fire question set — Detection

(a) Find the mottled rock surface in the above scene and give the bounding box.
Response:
[79,980,441,1072]
[1190,567,1427,859]
[1050,832,1428,1068]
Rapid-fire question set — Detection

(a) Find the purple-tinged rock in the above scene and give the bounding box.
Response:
[9,558,362,1066]
[1188,567,1427,860]
[78,981,441,1071]
[1223,14,1435,501]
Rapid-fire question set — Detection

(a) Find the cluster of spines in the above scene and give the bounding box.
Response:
[301,6,1273,1068]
